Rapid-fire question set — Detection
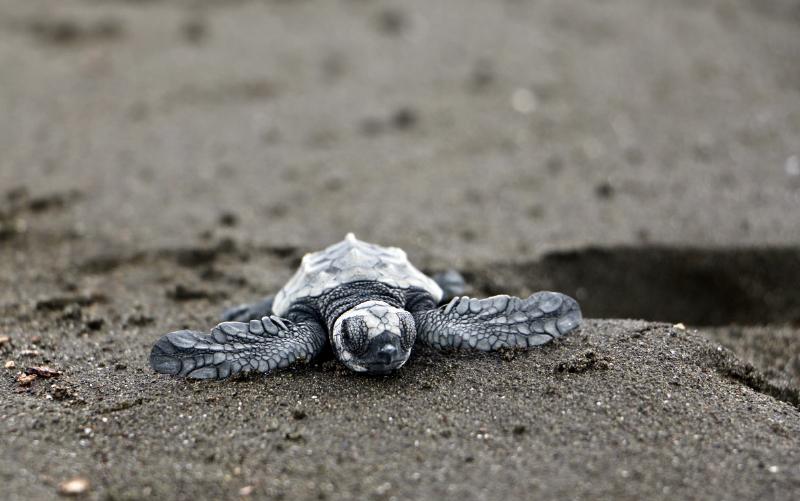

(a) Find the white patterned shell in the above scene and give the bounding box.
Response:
[272,234,443,317]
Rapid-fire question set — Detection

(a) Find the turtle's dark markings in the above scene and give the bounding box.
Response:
[150,234,582,378]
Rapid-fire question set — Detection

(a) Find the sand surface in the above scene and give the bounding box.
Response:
[1,1,799,499]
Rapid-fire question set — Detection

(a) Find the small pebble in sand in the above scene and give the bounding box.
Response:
[511,88,537,114]
[26,366,63,378]
[58,477,89,496]
[786,156,799,176]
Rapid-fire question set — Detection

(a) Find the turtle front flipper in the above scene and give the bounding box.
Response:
[221,295,275,322]
[150,316,326,379]
[412,292,582,351]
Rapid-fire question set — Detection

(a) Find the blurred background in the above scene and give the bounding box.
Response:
[2,4,800,499]
[1,0,799,326]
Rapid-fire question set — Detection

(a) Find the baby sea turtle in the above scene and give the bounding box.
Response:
[150,234,582,378]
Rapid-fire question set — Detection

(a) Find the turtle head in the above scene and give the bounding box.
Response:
[331,301,416,374]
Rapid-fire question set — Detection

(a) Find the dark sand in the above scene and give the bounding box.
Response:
[2,1,800,499]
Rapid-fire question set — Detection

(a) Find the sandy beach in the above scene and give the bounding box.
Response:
[2,1,799,499]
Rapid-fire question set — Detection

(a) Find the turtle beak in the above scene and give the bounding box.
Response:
[363,331,405,373]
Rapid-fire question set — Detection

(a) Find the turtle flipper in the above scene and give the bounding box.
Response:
[150,316,326,379]
[221,295,275,322]
[413,291,582,351]
[431,269,467,305]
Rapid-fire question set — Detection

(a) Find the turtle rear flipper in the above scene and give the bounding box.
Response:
[431,270,466,305]
[221,295,275,322]
[413,291,582,351]
[150,316,326,379]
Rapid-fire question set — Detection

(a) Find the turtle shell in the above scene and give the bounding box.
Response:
[272,233,443,317]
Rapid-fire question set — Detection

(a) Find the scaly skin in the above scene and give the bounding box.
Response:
[150,315,327,379]
[149,235,583,379]
[412,291,582,351]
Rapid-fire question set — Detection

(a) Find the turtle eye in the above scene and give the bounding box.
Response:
[342,317,368,355]
[398,312,416,351]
